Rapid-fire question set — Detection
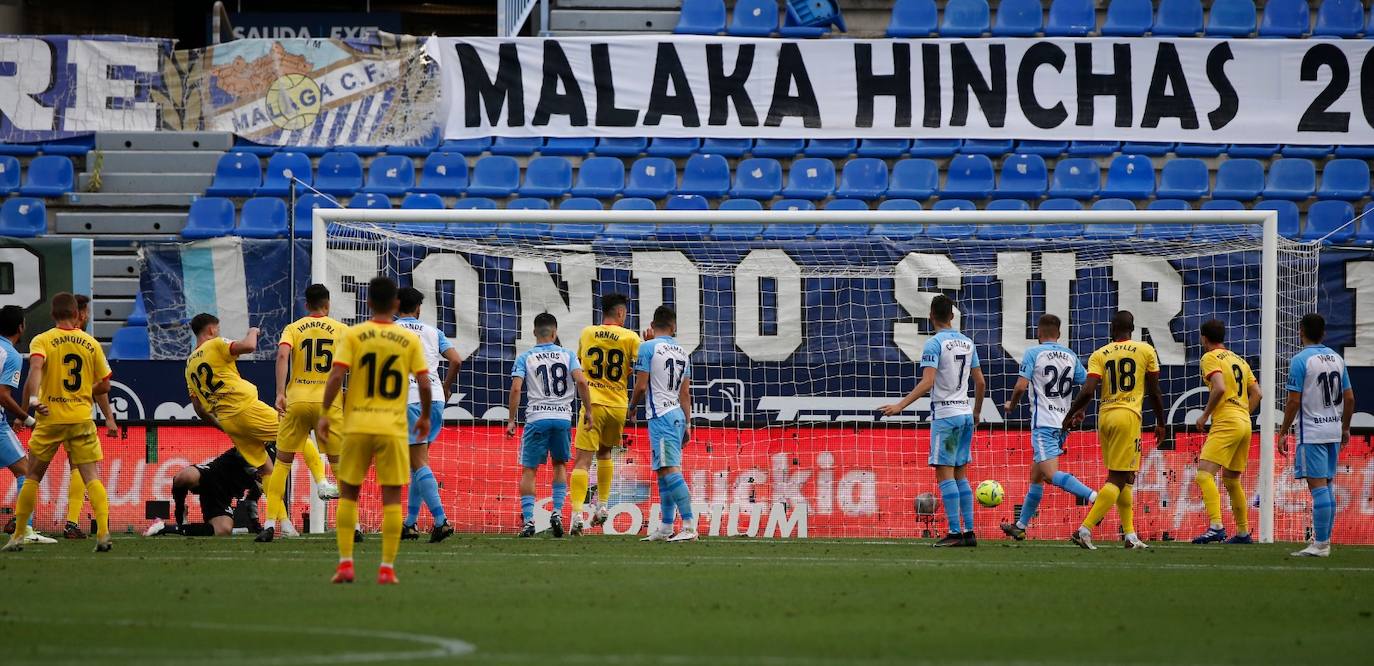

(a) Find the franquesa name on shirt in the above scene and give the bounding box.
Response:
[48,334,97,353]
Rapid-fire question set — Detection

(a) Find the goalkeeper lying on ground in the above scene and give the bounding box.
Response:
[145,445,275,537]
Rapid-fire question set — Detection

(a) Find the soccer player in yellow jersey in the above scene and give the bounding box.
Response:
[266,284,346,542]
[3,293,116,553]
[319,277,431,585]
[571,293,640,534]
[60,294,119,540]
[1190,319,1261,545]
[1063,311,1167,550]
[186,314,276,491]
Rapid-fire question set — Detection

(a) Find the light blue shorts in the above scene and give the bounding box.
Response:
[1294,442,1339,480]
[928,414,974,467]
[0,428,22,469]
[649,411,686,470]
[521,419,571,469]
[1031,427,1067,463]
[407,401,445,445]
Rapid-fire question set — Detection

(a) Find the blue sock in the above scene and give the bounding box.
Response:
[1018,483,1044,529]
[1311,486,1334,543]
[665,472,693,522]
[414,466,446,524]
[551,482,567,516]
[658,477,676,527]
[16,475,32,527]
[406,469,423,526]
[520,495,535,524]
[1051,471,1095,502]
[938,479,961,534]
[1323,485,1337,539]
[957,478,975,533]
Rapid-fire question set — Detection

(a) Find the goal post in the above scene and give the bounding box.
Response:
[310,207,1313,544]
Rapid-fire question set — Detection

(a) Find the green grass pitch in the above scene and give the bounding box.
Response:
[4,535,1372,665]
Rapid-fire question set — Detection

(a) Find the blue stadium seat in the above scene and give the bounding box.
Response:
[1254,200,1300,239]
[729,0,779,36]
[940,0,990,37]
[560,197,603,210]
[908,139,962,157]
[362,155,415,196]
[203,152,260,197]
[887,159,940,199]
[711,222,764,239]
[596,137,648,157]
[962,139,1014,155]
[0,156,19,195]
[1212,159,1265,199]
[701,138,752,158]
[1317,159,1371,201]
[467,156,521,197]
[835,158,888,200]
[1048,158,1100,199]
[646,138,701,158]
[1101,0,1153,36]
[877,198,923,211]
[993,0,1044,36]
[314,152,364,195]
[1175,143,1227,157]
[182,197,236,239]
[782,158,836,200]
[490,137,544,156]
[1146,199,1190,211]
[1091,198,1136,212]
[1304,201,1357,243]
[978,224,1032,240]
[857,139,910,158]
[926,223,977,238]
[666,194,711,210]
[414,152,468,196]
[453,197,499,210]
[1120,142,1175,156]
[602,223,655,240]
[887,0,938,37]
[1067,141,1120,156]
[1040,198,1085,211]
[400,193,446,210]
[1281,145,1333,159]
[1031,223,1086,239]
[1015,140,1068,156]
[1358,204,1374,246]
[771,198,816,211]
[1334,145,1374,158]
[1140,222,1191,241]
[824,199,870,211]
[804,139,856,158]
[1045,0,1094,36]
[541,137,597,156]
[625,157,678,198]
[446,217,499,238]
[1229,144,1279,158]
[718,198,763,211]
[109,326,150,361]
[730,158,783,199]
[1157,159,1209,200]
[1083,222,1136,239]
[500,223,551,240]
[40,135,94,156]
[0,198,45,237]
[549,224,602,241]
[572,157,625,198]
[0,142,39,156]
[507,198,551,210]
[815,222,872,239]
[942,154,995,199]
[994,154,1048,199]
[1200,199,1246,211]
[1367,9,1374,38]
[335,144,382,157]
[1206,0,1257,36]
[439,137,491,155]
[348,192,391,209]
[679,154,731,198]
[1152,0,1203,36]
[752,139,805,158]
[126,292,148,327]
[232,138,277,156]
[611,197,657,211]
[986,199,1031,211]
[1263,158,1316,200]
[932,199,976,212]
[256,152,311,196]
[657,222,710,241]
[778,2,832,38]
[519,157,573,198]
[872,222,925,239]
[387,128,441,157]
[292,194,339,238]
[1101,154,1156,199]
[1259,0,1309,37]
[763,223,816,240]
[234,197,289,238]
[676,0,727,34]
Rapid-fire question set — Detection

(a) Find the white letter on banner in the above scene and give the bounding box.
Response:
[1111,254,1183,364]
[0,248,42,309]
[0,38,55,132]
[999,252,1076,360]
[411,253,481,359]
[513,254,594,356]
[632,251,701,354]
[64,40,159,132]
[734,249,802,361]
[1344,261,1374,365]
[893,253,962,363]
[324,249,377,325]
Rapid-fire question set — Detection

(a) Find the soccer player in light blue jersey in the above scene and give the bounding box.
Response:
[880,295,986,547]
[629,306,696,543]
[0,306,50,545]
[1000,314,1098,541]
[1277,314,1353,558]
[396,288,464,543]
[506,313,591,538]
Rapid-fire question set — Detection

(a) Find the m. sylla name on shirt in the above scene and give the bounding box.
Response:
[1105,343,1139,354]
[358,328,412,346]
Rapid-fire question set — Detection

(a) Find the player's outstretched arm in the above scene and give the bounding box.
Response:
[1063,376,1100,429]
[573,369,592,428]
[441,347,463,402]
[273,342,291,414]
[228,327,260,356]
[971,367,986,428]
[21,354,47,417]
[190,393,221,431]
[1004,377,1029,415]
[878,366,936,417]
[1196,373,1227,431]
[505,377,522,438]
[1145,372,1168,443]
[679,375,692,445]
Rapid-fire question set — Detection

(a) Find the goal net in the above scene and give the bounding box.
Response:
[311,208,1324,544]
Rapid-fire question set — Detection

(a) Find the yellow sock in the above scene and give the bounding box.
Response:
[596,458,614,504]
[569,469,589,514]
[266,462,291,523]
[1117,484,1135,535]
[11,481,37,541]
[66,468,85,524]
[381,504,402,567]
[336,499,358,561]
[301,438,327,485]
[1082,483,1120,530]
[1223,477,1249,535]
[1195,470,1223,528]
[85,479,110,539]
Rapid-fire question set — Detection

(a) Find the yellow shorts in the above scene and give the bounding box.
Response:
[337,432,410,487]
[1200,420,1252,472]
[574,404,626,452]
[1099,409,1143,472]
[277,401,344,456]
[28,421,102,465]
[217,401,279,468]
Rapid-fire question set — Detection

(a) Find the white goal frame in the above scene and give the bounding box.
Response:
[312,208,1283,543]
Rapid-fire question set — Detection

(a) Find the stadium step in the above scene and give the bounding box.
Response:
[94,276,139,298]
[55,210,186,235]
[90,298,135,323]
[556,0,677,7]
[96,131,234,152]
[61,192,197,207]
[549,9,678,32]
[94,254,140,278]
[92,320,124,340]
[77,173,214,194]
[91,150,224,173]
